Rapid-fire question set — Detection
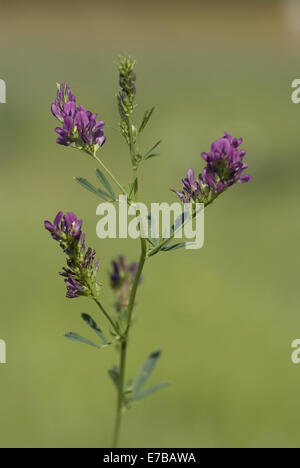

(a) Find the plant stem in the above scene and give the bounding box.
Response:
[112,339,127,448]
[93,153,127,196]
[111,236,147,448]
[92,246,146,449]
[111,113,148,448]
[125,237,147,334]
[93,297,120,335]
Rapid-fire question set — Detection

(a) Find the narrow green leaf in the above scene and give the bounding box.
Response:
[144,140,162,159]
[128,178,138,198]
[144,152,160,161]
[116,308,129,335]
[161,242,196,252]
[171,210,191,234]
[74,177,110,201]
[126,378,133,389]
[132,382,170,401]
[108,365,120,390]
[147,214,159,244]
[64,332,100,348]
[95,169,115,200]
[138,107,155,133]
[132,349,162,398]
[160,211,189,247]
[81,313,108,346]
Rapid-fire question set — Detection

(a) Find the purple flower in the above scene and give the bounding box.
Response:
[44,211,100,299]
[171,168,208,204]
[201,132,252,192]
[63,212,82,240]
[75,106,106,147]
[172,132,252,204]
[51,83,106,153]
[64,276,84,299]
[55,116,75,147]
[110,256,140,312]
[44,211,63,240]
[44,212,82,242]
[51,83,76,123]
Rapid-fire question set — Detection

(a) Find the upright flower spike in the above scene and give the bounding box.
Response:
[51,83,106,154]
[117,56,137,117]
[117,56,138,155]
[110,256,141,312]
[172,132,252,205]
[44,211,100,299]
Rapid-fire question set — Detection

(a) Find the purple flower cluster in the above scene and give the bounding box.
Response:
[110,256,140,312]
[172,133,252,204]
[44,212,100,299]
[51,83,106,153]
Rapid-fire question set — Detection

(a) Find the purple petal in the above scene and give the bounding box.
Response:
[201,152,210,162]
[75,110,89,129]
[63,116,74,133]
[187,168,196,185]
[63,212,77,231]
[239,174,253,183]
[44,220,54,232]
[53,211,63,228]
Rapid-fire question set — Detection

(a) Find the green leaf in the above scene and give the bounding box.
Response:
[160,210,192,249]
[132,382,170,401]
[144,140,162,159]
[116,308,129,335]
[138,107,155,133]
[132,349,162,399]
[81,313,108,347]
[95,169,115,200]
[108,365,120,390]
[144,153,160,160]
[171,210,191,234]
[128,178,138,198]
[74,177,110,201]
[64,332,100,348]
[161,242,196,252]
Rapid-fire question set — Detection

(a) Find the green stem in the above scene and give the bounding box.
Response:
[112,339,127,448]
[111,237,147,448]
[93,297,120,335]
[93,153,127,196]
[111,114,148,448]
[125,237,147,335]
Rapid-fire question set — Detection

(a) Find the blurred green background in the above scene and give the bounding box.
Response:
[0,0,300,448]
